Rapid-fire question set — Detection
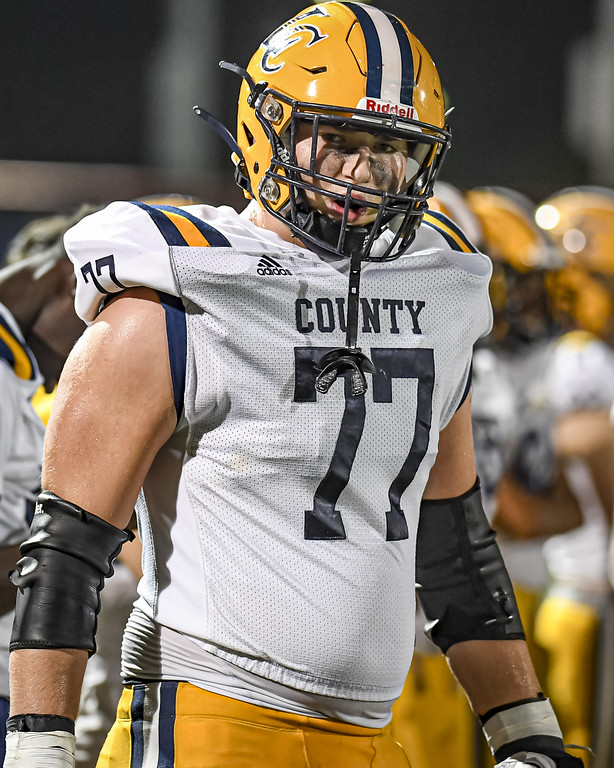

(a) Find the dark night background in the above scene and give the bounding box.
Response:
[0,1,600,255]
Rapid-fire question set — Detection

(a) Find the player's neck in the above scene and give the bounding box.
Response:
[243,201,305,247]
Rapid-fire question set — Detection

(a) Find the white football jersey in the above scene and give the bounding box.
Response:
[65,202,492,705]
[0,302,44,697]
[471,343,551,592]
[541,331,614,593]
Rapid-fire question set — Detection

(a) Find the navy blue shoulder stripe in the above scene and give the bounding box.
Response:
[157,292,187,422]
[131,201,189,246]
[130,202,231,247]
[154,205,232,247]
[457,363,472,411]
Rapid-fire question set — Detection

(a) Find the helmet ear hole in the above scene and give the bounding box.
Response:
[242,123,255,146]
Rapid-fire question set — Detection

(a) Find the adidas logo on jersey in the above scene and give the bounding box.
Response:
[257,256,292,276]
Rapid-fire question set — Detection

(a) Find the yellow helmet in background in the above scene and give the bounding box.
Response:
[229,1,450,261]
[535,186,614,341]
[466,187,558,273]
[465,186,559,346]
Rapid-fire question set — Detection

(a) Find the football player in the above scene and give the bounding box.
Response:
[528,187,614,765]
[6,4,581,767]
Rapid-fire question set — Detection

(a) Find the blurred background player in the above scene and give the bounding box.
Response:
[389,182,482,768]
[527,187,614,767]
[391,184,569,768]
[465,185,562,677]
[0,208,90,765]
[465,186,575,767]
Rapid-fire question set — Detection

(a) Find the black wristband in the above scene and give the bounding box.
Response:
[494,735,585,767]
[6,713,75,734]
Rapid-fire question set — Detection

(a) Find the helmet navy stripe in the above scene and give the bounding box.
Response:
[386,13,415,105]
[343,2,383,99]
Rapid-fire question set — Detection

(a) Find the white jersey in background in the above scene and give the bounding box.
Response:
[471,342,553,594]
[64,201,492,725]
[541,331,614,597]
[0,302,44,698]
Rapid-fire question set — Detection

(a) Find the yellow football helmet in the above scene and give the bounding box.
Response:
[465,187,559,345]
[200,2,450,262]
[535,186,614,340]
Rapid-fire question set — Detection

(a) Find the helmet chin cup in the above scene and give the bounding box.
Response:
[315,349,376,396]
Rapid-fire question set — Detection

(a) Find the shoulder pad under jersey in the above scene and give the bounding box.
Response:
[418,210,481,254]
[64,201,232,322]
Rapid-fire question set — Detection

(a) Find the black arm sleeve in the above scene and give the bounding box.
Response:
[416,479,525,652]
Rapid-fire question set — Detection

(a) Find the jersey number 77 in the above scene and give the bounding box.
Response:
[294,347,434,542]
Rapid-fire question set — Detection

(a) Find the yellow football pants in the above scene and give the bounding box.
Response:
[390,652,476,768]
[534,594,599,766]
[96,682,412,768]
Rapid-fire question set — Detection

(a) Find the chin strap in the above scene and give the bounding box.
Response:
[315,246,375,396]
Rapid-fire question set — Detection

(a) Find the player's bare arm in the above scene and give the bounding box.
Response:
[42,287,177,525]
[416,392,575,765]
[423,392,476,500]
[9,287,176,720]
[422,393,541,710]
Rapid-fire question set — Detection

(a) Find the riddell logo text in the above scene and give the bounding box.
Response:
[360,98,417,120]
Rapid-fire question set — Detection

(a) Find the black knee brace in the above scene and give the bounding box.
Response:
[416,479,525,652]
[10,491,134,655]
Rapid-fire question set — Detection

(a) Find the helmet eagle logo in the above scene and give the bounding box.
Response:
[260,9,331,74]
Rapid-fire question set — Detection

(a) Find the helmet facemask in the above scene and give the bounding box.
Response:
[249,88,449,261]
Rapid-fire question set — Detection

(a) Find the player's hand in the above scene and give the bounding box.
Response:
[5,730,76,768]
[495,754,555,768]
[494,751,584,768]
